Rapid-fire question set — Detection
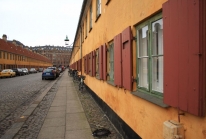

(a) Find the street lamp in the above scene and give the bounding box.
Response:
[64,35,69,45]
[64,36,82,75]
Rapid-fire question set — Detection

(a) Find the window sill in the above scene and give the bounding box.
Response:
[106,0,111,5]
[132,90,169,108]
[95,14,101,23]
[96,76,100,80]
[107,80,115,87]
[89,27,92,33]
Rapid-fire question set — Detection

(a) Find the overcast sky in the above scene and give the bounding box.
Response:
[0,0,83,47]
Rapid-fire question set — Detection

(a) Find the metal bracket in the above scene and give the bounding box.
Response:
[133,79,137,82]
[132,77,137,82]
[132,36,137,41]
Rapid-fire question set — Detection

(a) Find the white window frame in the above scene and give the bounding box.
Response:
[96,0,101,18]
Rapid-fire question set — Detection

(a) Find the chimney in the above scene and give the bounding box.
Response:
[12,40,17,46]
[2,34,7,41]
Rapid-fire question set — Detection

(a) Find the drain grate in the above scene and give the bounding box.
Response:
[92,128,111,137]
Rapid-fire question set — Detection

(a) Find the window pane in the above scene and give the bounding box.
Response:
[109,44,114,81]
[152,19,163,55]
[90,5,92,28]
[138,26,148,57]
[138,58,148,89]
[152,56,163,93]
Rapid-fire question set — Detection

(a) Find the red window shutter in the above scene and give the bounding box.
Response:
[199,0,206,116]
[103,44,107,80]
[84,56,87,74]
[163,0,205,116]
[163,1,178,108]
[77,60,79,71]
[92,50,96,77]
[99,45,103,80]
[74,62,76,70]
[87,54,89,74]
[80,59,82,73]
[122,26,133,91]
[114,33,122,87]
[89,52,93,76]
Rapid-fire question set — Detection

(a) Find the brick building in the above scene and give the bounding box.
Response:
[31,46,71,67]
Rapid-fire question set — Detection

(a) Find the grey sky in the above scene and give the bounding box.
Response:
[0,0,83,47]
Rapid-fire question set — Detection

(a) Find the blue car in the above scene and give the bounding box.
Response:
[42,69,56,80]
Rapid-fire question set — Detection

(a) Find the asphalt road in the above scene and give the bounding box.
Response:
[0,72,53,137]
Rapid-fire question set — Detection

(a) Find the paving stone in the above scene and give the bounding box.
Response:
[46,111,66,119]
[49,106,66,112]
[65,129,94,139]
[37,126,65,139]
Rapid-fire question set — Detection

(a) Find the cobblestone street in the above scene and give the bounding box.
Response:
[0,73,53,138]
[0,71,123,139]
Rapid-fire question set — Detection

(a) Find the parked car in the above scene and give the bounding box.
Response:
[38,68,44,72]
[0,69,16,78]
[22,68,29,75]
[47,67,60,77]
[12,68,25,76]
[29,68,37,73]
[42,68,57,80]
[58,67,62,73]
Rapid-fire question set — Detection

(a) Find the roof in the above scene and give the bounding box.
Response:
[0,39,52,63]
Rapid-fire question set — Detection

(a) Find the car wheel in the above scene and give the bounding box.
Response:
[10,75,12,78]
[42,77,44,80]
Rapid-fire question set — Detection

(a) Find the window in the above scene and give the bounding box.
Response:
[89,4,93,30]
[137,13,163,97]
[4,52,7,59]
[85,16,88,38]
[82,24,84,42]
[96,0,101,18]
[0,51,1,59]
[108,41,114,83]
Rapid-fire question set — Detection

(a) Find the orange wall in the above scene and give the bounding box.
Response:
[71,0,206,138]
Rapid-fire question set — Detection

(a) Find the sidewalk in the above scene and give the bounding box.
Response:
[37,70,122,139]
[37,70,94,139]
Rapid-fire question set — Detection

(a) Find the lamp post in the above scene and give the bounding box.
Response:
[64,36,82,75]
[64,35,69,45]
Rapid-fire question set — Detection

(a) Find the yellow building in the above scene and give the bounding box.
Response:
[70,0,206,138]
[0,34,52,70]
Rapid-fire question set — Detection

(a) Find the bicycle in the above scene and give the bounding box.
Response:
[72,70,79,82]
[79,75,86,93]
[68,68,73,76]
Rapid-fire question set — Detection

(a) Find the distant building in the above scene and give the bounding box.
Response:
[30,46,71,67]
[0,34,52,70]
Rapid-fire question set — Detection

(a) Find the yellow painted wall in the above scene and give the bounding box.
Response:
[71,0,206,138]
[0,51,52,69]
